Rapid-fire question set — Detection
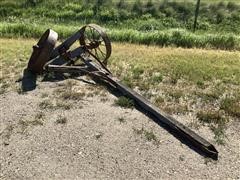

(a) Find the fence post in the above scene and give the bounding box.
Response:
[193,0,201,32]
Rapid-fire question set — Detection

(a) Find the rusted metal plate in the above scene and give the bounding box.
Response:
[27,29,58,73]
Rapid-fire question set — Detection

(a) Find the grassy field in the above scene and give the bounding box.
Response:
[0,0,240,50]
[0,38,239,144]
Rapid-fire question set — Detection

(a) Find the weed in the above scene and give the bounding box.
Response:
[154,96,164,105]
[35,111,45,120]
[196,91,220,102]
[170,73,181,84]
[56,101,72,110]
[179,155,185,161]
[60,91,85,100]
[144,130,157,142]
[220,97,240,118]
[142,91,153,99]
[121,76,133,88]
[137,81,151,91]
[133,127,144,135]
[39,99,54,109]
[133,127,159,144]
[56,115,67,124]
[65,79,77,86]
[0,88,6,94]
[100,97,108,102]
[204,157,213,165]
[151,73,163,83]
[18,119,43,133]
[30,119,44,126]
[168,90,183,102]
[114,96,135,109]
[117,117,125,123]
[210,124,226,145]
[188,119,201,130]
[19,119,43,126]
[197,110,227,125]
[1,125,14,145]
[86,92,94,97]
[163,105,188,115]
[132,66,144,79]
[197,110,228,144]
[196,80,205,89]
[16,86,25,94]
[0,82,9,93]
[41,92,48,98]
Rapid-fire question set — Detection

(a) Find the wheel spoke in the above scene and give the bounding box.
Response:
[98,47,106,57]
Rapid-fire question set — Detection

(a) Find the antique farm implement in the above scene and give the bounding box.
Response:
[26,24,218,160]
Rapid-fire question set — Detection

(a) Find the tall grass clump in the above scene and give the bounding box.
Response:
[0,21,239,50]
[1,0,240,51]
[1,0,240,34]
[107,28,240,50]
[0,23,43,38]
[0,22,239,50]
[0,22,79,39]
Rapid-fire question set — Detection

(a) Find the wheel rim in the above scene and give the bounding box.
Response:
[79,24,111,66]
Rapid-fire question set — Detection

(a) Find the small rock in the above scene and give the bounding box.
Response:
[95,133,102,139]
[179,155,185,161]
[3,142,9,146]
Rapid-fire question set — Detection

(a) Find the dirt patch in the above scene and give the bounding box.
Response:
[0,78,239,179]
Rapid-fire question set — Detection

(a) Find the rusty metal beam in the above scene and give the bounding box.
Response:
[84,61,219,160]
[108,76,218,159]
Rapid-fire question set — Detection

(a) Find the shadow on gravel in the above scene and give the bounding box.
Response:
[18,70,216,159]
[19,69,95,92]
[20,68,37,92]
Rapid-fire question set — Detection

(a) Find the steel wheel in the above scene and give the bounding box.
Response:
[79,24,111,66]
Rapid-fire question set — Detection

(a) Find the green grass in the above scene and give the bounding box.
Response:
[220,96,240,118]
[0,22,239,50]
[0,0,240,50]
[133,127,159,144]
[18,118,44,134]
[114,96,135,109]
[117,117,126,123]
[35,111,45,120]
[196,110,229,144]
[197,110,227,125]
[55,115,67,124]
[39,99,54,110]
[1,125,14,146]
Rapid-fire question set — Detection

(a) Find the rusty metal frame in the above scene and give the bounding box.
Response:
[26,24,218,160]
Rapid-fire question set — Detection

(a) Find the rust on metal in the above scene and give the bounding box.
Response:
[26,24,218,160]
[27,29,58,73]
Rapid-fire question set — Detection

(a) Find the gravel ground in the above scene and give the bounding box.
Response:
[0,79,239,180]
